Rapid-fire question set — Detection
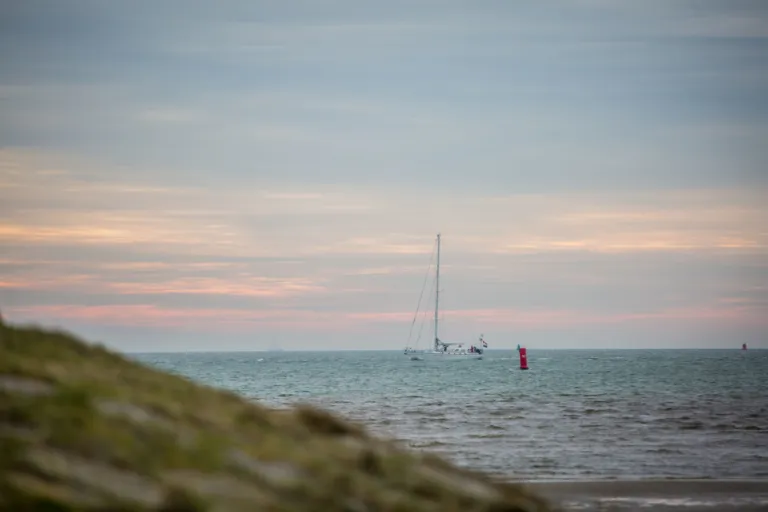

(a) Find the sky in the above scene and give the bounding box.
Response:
[1,0,767,352]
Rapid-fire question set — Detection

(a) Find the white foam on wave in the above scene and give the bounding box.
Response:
[597,496,768,508]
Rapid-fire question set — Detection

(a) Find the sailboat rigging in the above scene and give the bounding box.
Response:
[404,233,487,360]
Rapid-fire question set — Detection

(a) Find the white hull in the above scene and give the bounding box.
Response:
[404,350,483,360]
[428,353,482,360]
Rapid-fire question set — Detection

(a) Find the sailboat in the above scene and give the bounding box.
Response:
[403,233,487,360]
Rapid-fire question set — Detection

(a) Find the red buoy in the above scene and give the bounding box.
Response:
[519,347,529,370]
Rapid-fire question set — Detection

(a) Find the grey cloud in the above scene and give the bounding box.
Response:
[2,1,767,192]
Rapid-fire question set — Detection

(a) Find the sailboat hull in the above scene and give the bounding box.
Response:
[404,350,483,360]
[426,353,482,360]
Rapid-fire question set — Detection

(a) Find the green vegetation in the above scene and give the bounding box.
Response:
[0,320,553,511]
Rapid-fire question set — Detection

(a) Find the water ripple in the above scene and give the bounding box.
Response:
[133,348,768,481]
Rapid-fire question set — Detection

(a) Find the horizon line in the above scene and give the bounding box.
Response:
[124,347,760,355]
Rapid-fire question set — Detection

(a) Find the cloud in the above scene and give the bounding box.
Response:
[1,149,766,260]
[135,108,204,125]
[3,2,767,192]
[2,1,767,349]
[0,273,326,299]
[109,277,326,298]
[9,301,765,336]
[671,12,768,39]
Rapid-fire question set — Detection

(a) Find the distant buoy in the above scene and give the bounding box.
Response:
[742,343,747,350]
[519,347,529,370]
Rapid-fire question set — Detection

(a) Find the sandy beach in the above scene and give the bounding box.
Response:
[523,479,768,511]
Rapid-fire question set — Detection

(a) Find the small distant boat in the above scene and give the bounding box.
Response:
[742,343,748,350]
[403,233,486,360]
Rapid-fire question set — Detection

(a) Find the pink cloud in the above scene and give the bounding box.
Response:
[350,307,766,328]
[0,271,325,298]
[2,148,766,260]
[9,303,765,334]
[316,237,434,255]
[0,274,99,290]
[109,277,326,297]
[449,306,764,326]
[8,305,349,332]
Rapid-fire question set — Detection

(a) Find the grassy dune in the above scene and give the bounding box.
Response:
[0,320,553,511]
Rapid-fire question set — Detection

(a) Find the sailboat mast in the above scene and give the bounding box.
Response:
[434,233,440,351]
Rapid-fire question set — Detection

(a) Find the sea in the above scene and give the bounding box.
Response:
[132,349,768,482]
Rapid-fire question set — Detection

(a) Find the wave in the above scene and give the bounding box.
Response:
[410,440,449,448]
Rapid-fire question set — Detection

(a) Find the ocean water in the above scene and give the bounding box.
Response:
[132,349,768,482]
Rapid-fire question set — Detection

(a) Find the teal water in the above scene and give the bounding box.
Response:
[133,349,768,481]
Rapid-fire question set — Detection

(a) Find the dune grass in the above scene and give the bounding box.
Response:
[0,320,553,511]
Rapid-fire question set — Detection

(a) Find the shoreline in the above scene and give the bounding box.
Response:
[518,479,768,511]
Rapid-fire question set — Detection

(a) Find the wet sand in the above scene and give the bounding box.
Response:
[522,479,768,511]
